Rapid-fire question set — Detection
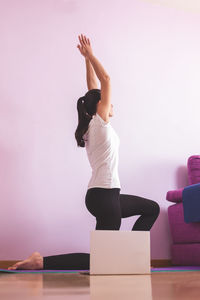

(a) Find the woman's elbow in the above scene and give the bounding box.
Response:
[101,75,110,83]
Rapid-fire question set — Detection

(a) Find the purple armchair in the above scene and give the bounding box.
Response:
[167,155,200,265]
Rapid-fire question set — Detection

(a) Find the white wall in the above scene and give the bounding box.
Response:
[0,0,200,260]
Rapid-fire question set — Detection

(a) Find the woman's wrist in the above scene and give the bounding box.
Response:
[86,53,94,61]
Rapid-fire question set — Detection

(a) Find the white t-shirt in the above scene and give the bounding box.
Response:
[83,113,121,190]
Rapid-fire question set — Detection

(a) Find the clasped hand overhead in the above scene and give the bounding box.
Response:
[77,34,93,58]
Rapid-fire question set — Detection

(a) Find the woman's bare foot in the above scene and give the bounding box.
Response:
[8,252,43,270]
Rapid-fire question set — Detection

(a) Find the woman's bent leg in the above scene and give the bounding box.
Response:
[43,253,90,270]
[8,252,90,270]
[119,194,160,231]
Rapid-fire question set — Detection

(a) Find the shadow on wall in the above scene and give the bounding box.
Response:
[150,207,172,259]
[175,165,188,189]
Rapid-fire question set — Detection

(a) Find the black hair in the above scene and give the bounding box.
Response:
[75,89,101,147]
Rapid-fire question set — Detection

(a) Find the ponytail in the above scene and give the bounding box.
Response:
[75,96,93,147]
[75,89,101,147]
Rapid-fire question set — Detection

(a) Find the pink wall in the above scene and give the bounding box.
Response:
[0,0,200,260]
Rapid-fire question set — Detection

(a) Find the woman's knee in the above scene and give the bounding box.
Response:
[152,201,160,217]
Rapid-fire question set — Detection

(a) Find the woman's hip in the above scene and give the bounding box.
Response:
[85,187,121,217]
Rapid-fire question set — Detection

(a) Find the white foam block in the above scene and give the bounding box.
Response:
[90,230,151,275]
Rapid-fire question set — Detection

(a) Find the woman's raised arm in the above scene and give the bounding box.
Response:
[77,34,111,118]
[85,57,98,91]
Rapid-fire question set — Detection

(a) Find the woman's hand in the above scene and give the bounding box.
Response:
[77,34,93,58]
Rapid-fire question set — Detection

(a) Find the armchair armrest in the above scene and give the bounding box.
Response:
[166,188,184,203]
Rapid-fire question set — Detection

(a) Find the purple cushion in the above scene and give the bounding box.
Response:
[166,188,183,203]
[188,155,200,185]
[168,203,200,243]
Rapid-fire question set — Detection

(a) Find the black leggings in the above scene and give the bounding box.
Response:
[44,188,160,270]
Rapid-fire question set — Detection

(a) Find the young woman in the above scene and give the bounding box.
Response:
[8,34,160,270]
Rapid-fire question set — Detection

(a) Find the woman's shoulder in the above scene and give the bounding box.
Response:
[95,108,110,123]
[94,113,110,126]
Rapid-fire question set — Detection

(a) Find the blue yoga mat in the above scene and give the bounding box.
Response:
[151,266,200,272]
[1,267,200,274]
